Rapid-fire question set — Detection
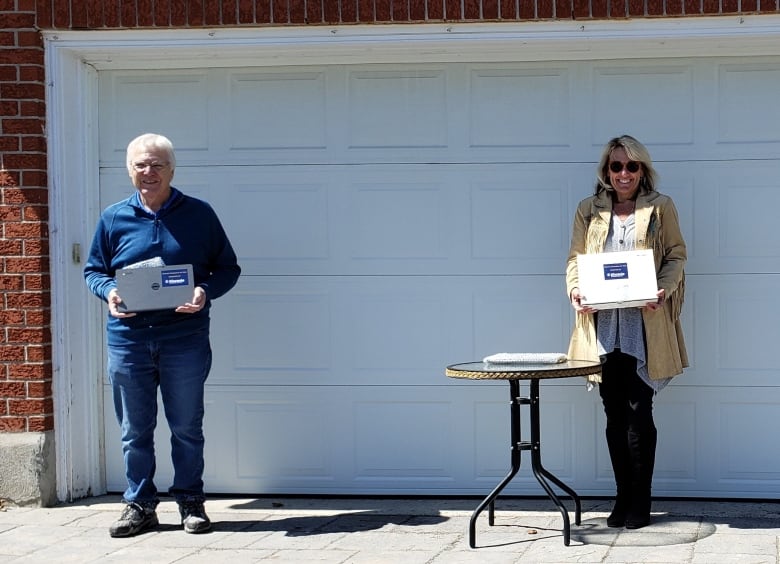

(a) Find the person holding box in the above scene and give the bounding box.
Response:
[566,135,688,529]
[84,133,241,537]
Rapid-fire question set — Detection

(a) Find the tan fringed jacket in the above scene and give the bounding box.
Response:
[565,189,688,382]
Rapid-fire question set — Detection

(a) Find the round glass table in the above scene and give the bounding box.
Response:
[446,359,603,548]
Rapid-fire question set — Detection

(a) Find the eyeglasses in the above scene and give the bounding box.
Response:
[609,161,641,174]
[132,162,169,172]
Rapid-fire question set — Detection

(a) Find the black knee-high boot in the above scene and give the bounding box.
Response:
[600,349,657,529]
[625,421,657,529]
[605,426,632,528]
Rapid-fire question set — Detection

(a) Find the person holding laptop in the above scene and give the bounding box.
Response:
[565,135,687,530]
[84,133,241,537]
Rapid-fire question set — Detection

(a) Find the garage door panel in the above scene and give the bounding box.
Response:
[347,69,448,148]
[654,161,780,275]
[353,399,453,480]
[653,397,698,481]
[235,398,334,480]
[654,387,780,498]
[471,177,569,260]
[98,71,211,161]
[133,385,503,494]
[717,63,780,145]
[535,395,577,480]
[212,275,458,386]
[208,274,571,387]
[678,274,780,387]
[718,180,780,259]
[193,165,575,276]
[204,166,460,275]
[349,180,447,259]
[221,285,333,373]
[472,397,510,479]
[348,292,448,371]
[591,65,695,146]
[650,390,780,498]
[680,275,711,388]
[715,165,780,268]
[233,180,330,261]
[715,276,780,378]
[653,390,717,496]
[468,67,571,148]
[473,287,572,358]
[719,400,780,482]
[228,70,327,150]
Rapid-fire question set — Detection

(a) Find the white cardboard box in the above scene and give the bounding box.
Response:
[576,249,658,310]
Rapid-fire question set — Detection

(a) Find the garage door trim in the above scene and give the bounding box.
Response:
[46,16,780,502]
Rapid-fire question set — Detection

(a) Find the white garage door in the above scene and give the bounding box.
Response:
[97,57,780,498]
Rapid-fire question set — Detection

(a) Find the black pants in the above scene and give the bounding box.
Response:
[599,349,657,516]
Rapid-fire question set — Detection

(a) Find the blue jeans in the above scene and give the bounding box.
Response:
[107,329,212,507]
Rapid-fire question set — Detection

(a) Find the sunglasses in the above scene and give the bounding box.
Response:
[609,161,641,174]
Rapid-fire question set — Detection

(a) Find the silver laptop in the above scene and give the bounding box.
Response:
[115,264,194,313]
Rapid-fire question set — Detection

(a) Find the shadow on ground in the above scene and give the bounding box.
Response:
[571,514,717,547]
[175,511,450,536]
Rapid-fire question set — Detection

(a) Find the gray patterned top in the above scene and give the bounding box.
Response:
[596,212,670,393]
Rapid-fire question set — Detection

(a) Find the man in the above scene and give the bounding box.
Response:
[84,133,241,537]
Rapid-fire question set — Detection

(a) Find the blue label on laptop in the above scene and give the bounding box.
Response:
[603,262,629,280]
[161,268,190,288]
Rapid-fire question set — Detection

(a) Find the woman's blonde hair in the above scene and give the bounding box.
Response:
[594,134,657,196]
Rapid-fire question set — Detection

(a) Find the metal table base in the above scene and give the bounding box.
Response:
[469,378,581,547]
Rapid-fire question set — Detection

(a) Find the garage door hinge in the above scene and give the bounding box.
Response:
[72,243,81,264]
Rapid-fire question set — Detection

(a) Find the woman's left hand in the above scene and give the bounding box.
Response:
[645,288,666,311]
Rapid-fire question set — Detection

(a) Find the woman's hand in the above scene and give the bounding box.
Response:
[644,288,666,311]
[570,288,596,314]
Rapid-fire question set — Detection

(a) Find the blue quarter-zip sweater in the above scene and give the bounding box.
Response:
[84,187,241,345]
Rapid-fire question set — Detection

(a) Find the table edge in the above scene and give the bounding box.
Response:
[445,363,602,380]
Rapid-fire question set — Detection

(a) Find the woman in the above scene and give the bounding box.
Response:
[566,135,687,529]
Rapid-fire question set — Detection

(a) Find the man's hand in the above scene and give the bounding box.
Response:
[176,286,206,314]
[107,288,136,318]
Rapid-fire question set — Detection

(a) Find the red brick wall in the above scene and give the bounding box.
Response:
[1,1,779,434]
[1,0,52,433]
[28,0,780,25]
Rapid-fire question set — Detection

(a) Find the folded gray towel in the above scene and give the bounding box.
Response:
[482,353,567,365]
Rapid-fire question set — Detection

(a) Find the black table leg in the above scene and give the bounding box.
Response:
[468,378,581,548]
[468,379,523,548]
[528,378,581,546]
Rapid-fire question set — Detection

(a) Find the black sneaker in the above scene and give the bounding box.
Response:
[179,501,212,534]
[109,502,159,538]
